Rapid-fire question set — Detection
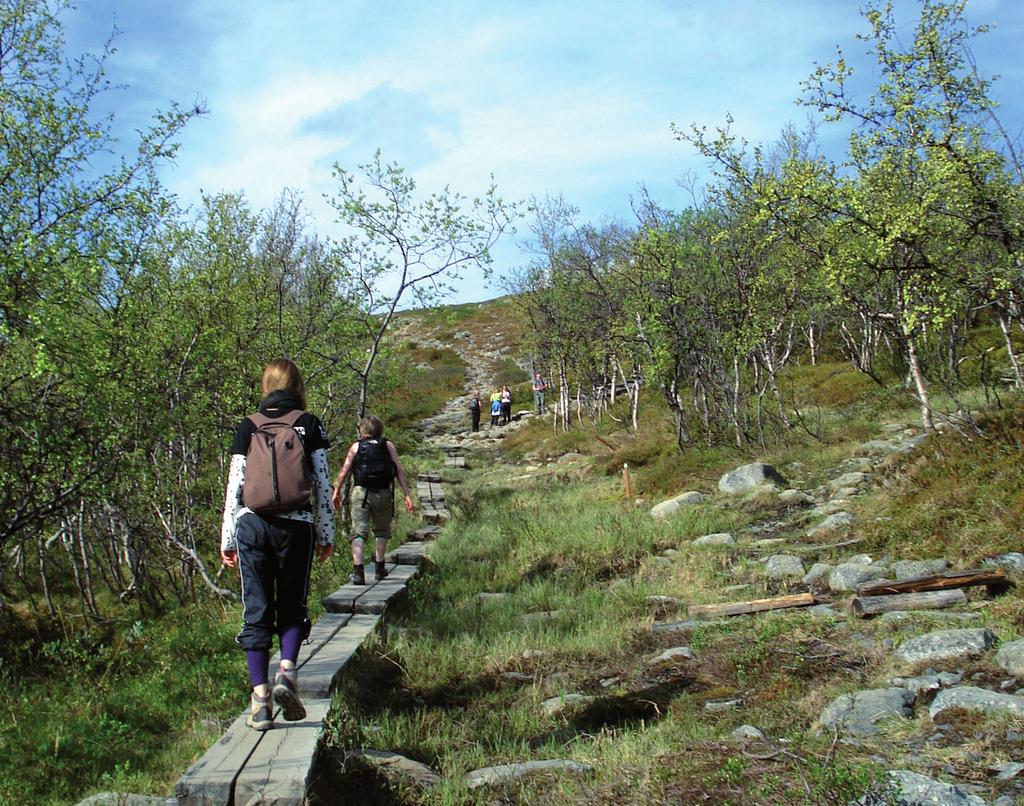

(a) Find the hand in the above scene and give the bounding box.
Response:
[403,494,415,513]
[221,548,238,568]
[331,485,342,511]
[316,544,333,562]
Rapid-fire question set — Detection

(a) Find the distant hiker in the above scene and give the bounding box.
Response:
[500,384,512,426]
[469,391,482,432]
[220,358,335,732]
[490,392,501,427]
[331,415,414,586]
[532,372,547,415]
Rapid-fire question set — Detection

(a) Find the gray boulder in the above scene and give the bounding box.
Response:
[465,760,593,789]
[541,693,593,716]
[647,646,694,664]
[718,463,787,495]
[881,770,988,806]
[808,511,854,535]
[731,725,765,740]
[650,491,706,519]
[693,533,734,547]
[829,471,872,491]
[816,688,915,736]
[996,639,1024,676]
[889,669,963,696]
[859,439,900,456]
[355,750,442,788]
[828,563,888,592]
[803,562,833,587]
[765,555,805,579]
[984,552,1024,572]
[893,628,996,668]
[930,686,1024,720]
[889,559,949,579]
[778,489,813,506]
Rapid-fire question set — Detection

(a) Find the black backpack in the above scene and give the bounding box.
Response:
[353,438,395,489]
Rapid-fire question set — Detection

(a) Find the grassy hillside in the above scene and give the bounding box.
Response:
[6,293,1024,804]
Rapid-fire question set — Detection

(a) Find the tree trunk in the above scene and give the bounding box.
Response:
[905,335,934,431]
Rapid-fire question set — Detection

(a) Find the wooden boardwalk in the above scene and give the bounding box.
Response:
[175,473,448,805]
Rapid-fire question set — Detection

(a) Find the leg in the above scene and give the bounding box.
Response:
[272,519,314,721]
[349,486,371,584]
[235,514,276,730]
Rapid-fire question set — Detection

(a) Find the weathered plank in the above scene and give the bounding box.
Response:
[407,525,442,542]
[321,563,403,613]
[852,589,967,617]
[231,698,332,806]
[417,472,442,483]
[688,592,817,619]
[176,711,266,805]
[296,614,381,697]
[856,568,1008,597]
[354,564,419,614]
[387,541,435,565]
[267,612,352,673]
[421,508,451,525]
[444,455,467,468]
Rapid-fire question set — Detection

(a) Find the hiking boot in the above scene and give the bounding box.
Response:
[374,560,388,581]
[246,692,273,731]
[349,565,365,586]
[272,667,306,722]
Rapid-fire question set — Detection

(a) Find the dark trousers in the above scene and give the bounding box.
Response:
[500,401,511,425]
[471,410,480,431]
[235,513,314,651]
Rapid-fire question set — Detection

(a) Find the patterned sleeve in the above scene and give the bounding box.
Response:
[220,453,247,552]
[310,447,335,547]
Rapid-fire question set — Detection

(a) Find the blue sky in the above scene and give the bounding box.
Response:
[65,1,1024,303]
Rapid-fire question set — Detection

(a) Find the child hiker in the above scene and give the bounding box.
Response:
[332,415,414,585]
[220,358,335,731]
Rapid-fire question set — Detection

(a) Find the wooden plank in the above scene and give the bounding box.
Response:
[422,508,451,525]
[267,613,351,673]
[387,541,435,565]
[688,592,817,619]
[296,614,381,697]
[353,564,418,614]
[232,698,332,806]
[417,473,441,483]
[407,526,442,542]
[176,711,265,805]
[856,568,1008,597]
[852,589,967,617]
[444,456,467,468]
[322,567,403,613]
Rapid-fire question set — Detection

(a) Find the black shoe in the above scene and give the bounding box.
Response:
[349,565,365,586]
[272,668,306,722]
[246,692,273,731]
[375,561,388,581]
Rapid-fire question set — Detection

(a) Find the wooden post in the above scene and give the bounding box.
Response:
[623,463,632,499]
[852,589,966,617]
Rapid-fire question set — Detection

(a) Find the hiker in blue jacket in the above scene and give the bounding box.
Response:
[220,358,335,731]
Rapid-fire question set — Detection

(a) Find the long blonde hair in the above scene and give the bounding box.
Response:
[260,358,306,409]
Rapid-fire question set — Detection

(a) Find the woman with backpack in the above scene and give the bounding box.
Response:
[331,415,414,586]
[220,358,335,732]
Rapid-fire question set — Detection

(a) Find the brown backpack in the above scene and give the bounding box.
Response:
[242,410,312,515]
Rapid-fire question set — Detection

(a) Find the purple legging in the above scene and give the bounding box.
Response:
[245,623,304,688]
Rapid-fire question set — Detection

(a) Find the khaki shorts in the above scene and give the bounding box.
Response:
[350,485,394,541]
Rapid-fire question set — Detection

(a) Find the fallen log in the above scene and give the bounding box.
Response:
[688,592,817,619]
[856,568,1008,597]
[852,588,967,617]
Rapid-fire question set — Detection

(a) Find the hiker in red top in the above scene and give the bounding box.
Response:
[332,415,414,586]
[220,358,335,731]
